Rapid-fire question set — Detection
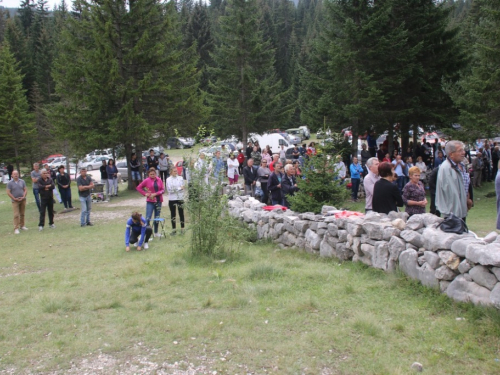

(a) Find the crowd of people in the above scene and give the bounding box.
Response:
[5,137,500,245]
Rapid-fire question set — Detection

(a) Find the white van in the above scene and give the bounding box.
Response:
[249,133,295,157]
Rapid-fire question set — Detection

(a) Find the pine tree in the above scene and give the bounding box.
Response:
[0,42,35,171]
[186,1,214,93]
[208,0,292,144]
[51,0,205,189]
[448,0,500,140]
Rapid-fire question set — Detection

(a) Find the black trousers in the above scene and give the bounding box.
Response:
[169,200,185,230]
[39,197,54,227]
[159,170,169,185]
[130,226,152,244]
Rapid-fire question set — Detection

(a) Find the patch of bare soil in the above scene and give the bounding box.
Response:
[106,196,145,208]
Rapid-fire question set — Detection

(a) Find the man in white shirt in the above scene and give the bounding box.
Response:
[392,154,406,193]
[363,157,380,212]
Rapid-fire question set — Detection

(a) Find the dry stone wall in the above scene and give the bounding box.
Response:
[228,196,500,309]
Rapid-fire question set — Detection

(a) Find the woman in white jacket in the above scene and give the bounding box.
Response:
[166,167,185,235]
[227,153,240,185]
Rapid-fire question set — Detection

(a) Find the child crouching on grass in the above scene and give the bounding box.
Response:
[125,212,152,252]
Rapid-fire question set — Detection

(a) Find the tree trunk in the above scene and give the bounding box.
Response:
[126,143,134,190]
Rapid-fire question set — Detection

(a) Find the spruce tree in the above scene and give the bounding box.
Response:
[0,42,35,171]
[208,0,292,144]
[448,0,500,140]
[52,0,205,190]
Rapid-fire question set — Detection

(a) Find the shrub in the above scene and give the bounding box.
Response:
[288,154,348,213]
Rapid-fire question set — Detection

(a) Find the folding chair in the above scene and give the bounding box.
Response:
[152,217,166,239]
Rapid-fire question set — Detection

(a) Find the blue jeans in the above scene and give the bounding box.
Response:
[396,176,405,193]
[351,178,360,200]
[131,171,141,181]
[80,195,92,225]
[33,188,41,211]
[272,199,283,206]
[146,201,162,233]
[59,188,72,208]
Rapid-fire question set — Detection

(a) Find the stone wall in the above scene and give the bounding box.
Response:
[228,195,500,309]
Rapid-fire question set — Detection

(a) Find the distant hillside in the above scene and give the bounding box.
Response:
[0,7,18,17]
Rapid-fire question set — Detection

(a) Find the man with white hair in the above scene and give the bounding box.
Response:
[6,170,28,234]
[363,157,380,212]
[436,140,472,221]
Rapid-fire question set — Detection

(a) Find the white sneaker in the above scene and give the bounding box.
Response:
[14,229,20,234]
[133,243,138,247]
[144,242,149,249]
[49,224,56,229]
[21,226,28,230]
[39,226,43,231]
[154,233,161,238]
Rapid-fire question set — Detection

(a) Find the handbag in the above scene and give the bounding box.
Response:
[439,213,468,234]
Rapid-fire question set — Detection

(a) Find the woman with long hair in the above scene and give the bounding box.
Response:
[166,167,185,235]
[106,159,119,197]
[137,168,165,238]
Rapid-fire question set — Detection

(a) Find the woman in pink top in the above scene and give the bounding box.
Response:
[137,168,165,237]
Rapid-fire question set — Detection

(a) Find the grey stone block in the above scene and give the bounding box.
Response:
[357,244,375,266]
[469,265,498,290]
[321,205,337,214]
[446,275,491,306]
[305,229,322,250]
[347,222,364,236]
[451,238,486,257]
[466,242,500,267]
[274,223,285,235]
[309,222,318,231]
[438,251,461,270]
[360,234,377,246]
[320,239,334,257]
[327,223,338,237]
[373,241,389,270]
[388,236,406,272]
[406,243,418,251]
[352,236,362,256]
[400,230,424,248]
[335,242,354,261]
[338,229,348,242]
[463,273,473,282]
[483,231,498,244]
[491,267,500,280]
[434,266,456,281]
[405,215,424,231]
[363,222,387,240]
[424,251,441,270]
[293,220,310,234]
[383,227,401,241]
[440,280,451,293]
[391,218,406,231]
[423,227,471,251]
[399,249,419,280]
[419,263,439,288]
[490,283,500,308]
[420,213,444,227]
[458,259,473,274]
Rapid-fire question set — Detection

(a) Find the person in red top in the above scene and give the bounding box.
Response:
[307,142,317,156]
[269,154,280,172]
[383,153,391,163]
[237,149,245,175]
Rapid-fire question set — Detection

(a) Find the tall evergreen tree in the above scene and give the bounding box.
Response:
[208,0,292,144]
[186,1,214,93]
[52,0,205,189]
[448,0,500,140]
[0,42,35,171]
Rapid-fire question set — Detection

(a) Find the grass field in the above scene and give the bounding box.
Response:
[1,169,500,374]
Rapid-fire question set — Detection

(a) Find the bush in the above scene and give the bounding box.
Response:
[186,162,254,259]
[288,154,348,213]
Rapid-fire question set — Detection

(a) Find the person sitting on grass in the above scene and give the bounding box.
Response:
[125,212,152,251]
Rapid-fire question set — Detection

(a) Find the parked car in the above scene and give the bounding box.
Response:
[201,136,218,144]
[116,161,129,181]
[86,149,112,159]
[184,137,196,147]
[166,137,192,149]
[299,126,311,140]
[316,128,331,139]
[40,154,64,164]
[286,128,305,142]
[79,156,110,171]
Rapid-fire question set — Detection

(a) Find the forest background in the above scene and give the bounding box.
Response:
[0,0,498,183]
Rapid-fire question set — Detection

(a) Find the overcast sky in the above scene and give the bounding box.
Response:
[1,0,62,10]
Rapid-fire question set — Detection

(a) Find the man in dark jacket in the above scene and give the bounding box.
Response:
[38,169,56,231]
[243,158,258,196]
